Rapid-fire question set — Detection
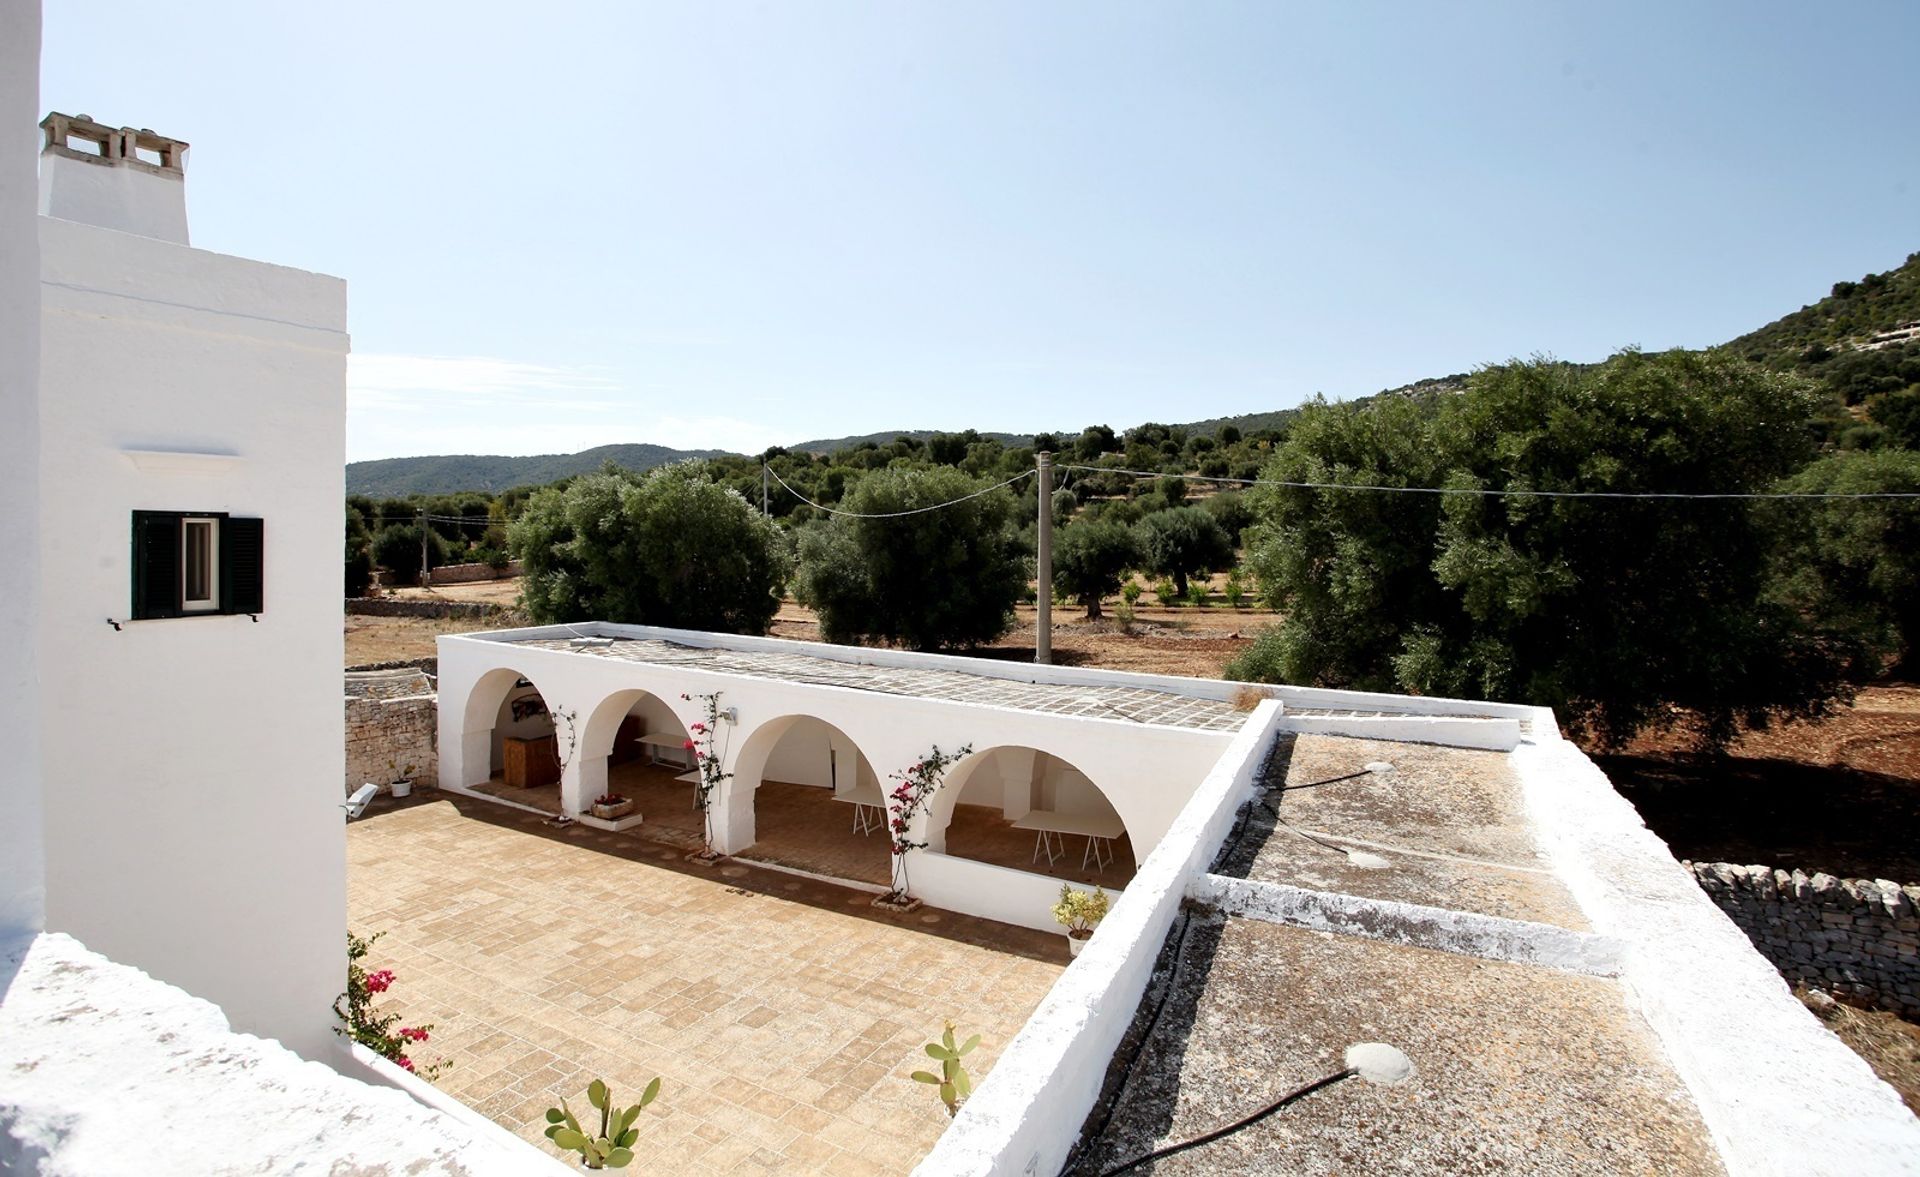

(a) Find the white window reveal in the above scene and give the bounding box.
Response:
[181,517,219,611]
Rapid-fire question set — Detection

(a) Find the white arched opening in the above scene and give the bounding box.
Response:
[456,667,562,811]
[571,688,700,822]
[928,745,1135,888]
[723,714,888,885]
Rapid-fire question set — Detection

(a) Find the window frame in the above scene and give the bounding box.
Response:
[180,516,221,613]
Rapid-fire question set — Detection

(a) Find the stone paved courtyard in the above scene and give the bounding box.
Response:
[347,793,1066,1174]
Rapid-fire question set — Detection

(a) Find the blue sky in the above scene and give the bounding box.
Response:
[39,2,1920,462]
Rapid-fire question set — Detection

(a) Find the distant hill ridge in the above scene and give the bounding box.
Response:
[346,443,726,497]
[349,250,1918,497]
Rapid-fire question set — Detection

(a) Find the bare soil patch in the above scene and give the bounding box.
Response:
[1600,684,1920,882]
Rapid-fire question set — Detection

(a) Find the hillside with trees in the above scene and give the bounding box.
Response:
[349,249,1920,749]
[346,443,727,496]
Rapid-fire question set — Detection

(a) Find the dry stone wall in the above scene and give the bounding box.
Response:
[345,669,438,792]
[344,597,507,620]
[429,560,520,585]
[1688,860,1920,1015]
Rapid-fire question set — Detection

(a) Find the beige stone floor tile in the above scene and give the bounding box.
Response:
[348,793,1063,1174]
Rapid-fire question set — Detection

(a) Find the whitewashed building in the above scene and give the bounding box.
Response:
[32,108,350,1060]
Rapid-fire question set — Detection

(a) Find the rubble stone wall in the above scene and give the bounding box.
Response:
[429,561,520,585]
[1688,861,1920,1015]
[345,670,438,791]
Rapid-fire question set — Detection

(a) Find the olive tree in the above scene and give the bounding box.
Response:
[1052,520,1145,619]
[509,463,788,633]
[793,467,1026,650]
[1133,506,1233,596]
[1235,349,1857,748]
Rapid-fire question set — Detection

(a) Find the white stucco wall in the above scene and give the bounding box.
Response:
[38,150,189,245]
[0,0,43,942]
[1515,736,1920,1175]
[36,212,349,1059]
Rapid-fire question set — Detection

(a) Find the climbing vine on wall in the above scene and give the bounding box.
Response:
[885,743,971,901]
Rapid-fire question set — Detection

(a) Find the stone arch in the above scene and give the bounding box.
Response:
[927,744,1135,882]
[572,687,701,811]
[718,714,884,870]
[453,666,562,793]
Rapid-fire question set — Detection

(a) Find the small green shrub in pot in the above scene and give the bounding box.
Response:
[1052,884,1110,957]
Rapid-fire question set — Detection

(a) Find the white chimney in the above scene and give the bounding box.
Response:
[38,111,189,244]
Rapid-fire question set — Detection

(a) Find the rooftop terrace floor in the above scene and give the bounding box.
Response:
[1076,915,1724,1175]
[347,793,1065,1175]
[1074,734,1722,1174]
[1218,734,1591,929]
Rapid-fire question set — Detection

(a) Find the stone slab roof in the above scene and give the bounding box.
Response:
[509,637,1252,732]
[1071,733,1727,1174]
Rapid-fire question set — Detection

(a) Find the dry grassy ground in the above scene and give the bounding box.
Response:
[1801,990,1920,1114]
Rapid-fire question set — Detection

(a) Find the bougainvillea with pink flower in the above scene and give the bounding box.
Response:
[883,743,971,902]
[334,930,449,1081]
[679,692,732,858]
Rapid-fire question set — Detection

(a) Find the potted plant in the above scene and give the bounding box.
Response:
[590,792,634,821]
[387,760,417,799]
[1052,884,1109,958]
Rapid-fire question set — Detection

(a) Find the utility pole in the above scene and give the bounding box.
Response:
[417,508,430,589]
[762,462,769,517]
[1036,451,1052,665]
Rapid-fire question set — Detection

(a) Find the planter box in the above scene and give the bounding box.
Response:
[590,798,635,820]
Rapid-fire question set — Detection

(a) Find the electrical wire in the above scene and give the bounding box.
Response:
[1097,1068,1359,1176]
[763,464,1036,518]
[1058,463,1920,501]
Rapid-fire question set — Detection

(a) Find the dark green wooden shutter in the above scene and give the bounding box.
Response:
[222,517,264,615]
[131,511,182,619]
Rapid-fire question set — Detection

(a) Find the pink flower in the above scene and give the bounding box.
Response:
[365,970,394,994]
[399,1026,430,1043]
[683,739,696,750]
[397,1056,415,1072]
[690,722,706,734]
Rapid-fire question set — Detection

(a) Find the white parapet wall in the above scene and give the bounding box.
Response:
[1514,736,1920,1176]
[912,700,1287,1177]
[0,932,565,1175]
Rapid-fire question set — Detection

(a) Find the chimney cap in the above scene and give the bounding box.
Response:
[40,111,189,174]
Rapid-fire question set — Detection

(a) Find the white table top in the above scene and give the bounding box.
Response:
[1011,809,1126,840]
[636,732,688,749]
[832,782,887,807]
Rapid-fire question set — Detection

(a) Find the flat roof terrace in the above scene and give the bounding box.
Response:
[507,635,1250,732]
